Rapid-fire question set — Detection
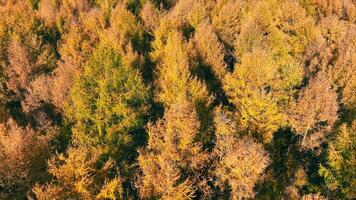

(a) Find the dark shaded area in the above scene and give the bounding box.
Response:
[190,60,232,108]
[255,128,299,199]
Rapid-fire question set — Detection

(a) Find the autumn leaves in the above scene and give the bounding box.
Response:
[0,0,355,199]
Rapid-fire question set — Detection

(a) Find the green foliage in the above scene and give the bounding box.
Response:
[319,122,356,199]
[68,44,149,155]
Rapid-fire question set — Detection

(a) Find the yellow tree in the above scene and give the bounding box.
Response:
[153,30,211,108]
[33,147,123,200]
[222,0,305,143]
[193,21,227,79]
[319,121,356,199]
[223,49,283,143]
[301,193,328,200]
[211,0,248,44]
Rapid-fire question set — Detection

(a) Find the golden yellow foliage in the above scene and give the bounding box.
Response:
[33,147,122,200]
[224,49,282,143]
[154,30,211,107]
[301,193,328,200]
[137,102,207,199]
[211,0,248,44]
[140,1,161,32]
[0,0,354,199]
[193,21,227,79]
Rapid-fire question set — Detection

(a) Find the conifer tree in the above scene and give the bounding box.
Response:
[223,49,283,143]
[33,147,123,200]
[68,42,149,157]
[213,107,270,199]
[319,122,356,199]
[193,21,227,79]
[301,193,328,200]
[153,30,211,107]
[137,102,207,199]
[0,0,354,199]
[0,119,52,198]
[289,71,338,149]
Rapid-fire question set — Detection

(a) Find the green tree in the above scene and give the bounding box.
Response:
[319,122,356,199]
[68,43,149,157]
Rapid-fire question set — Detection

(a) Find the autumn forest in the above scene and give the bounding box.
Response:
[0,0,355,199]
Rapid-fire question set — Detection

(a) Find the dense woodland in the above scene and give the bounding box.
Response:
[0,0,355,199]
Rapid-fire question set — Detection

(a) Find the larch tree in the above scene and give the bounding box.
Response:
[300,193,328,200]
[110,3,144,50]
[153,30,211,108]
[186,0,214,29]
[33,147,123,200]
[0,119,52,198]
[193,21,227,79]
[137,102,208,199]
[212,107,270,199]
[0,0,354,199]
[223,49,283,143]
[223,0,305,143]
[319,121,356,199]
[140,1,161,32]
[51,20,97,110]
[6,38,31,97]
[67,42,149,158]
[211,0,247,45]
[289,71,339,149]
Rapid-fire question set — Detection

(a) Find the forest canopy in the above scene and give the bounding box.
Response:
[0,0,355,199]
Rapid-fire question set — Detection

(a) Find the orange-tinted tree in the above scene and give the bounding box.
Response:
[289,71,338,149]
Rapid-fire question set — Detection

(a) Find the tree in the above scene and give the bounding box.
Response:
[319,122,356,199]
[213,107,270,199]
[33,147,123,200]
[153,30,211,108]
[301,193,328,200]
[222,0,306,143]
[140,1,161,32]
[186,0,214,29]
[0,119,52,198]
[67,43,149,157]
[223,49,283,143]
[275,0,319,57]
[152,29,214,145]
[193,21,227,79]
[38,0,60,26]
[137,102,208,199]
[110,3,144,50]
[289,71,338,149]
[51,20,97,110]
[0,0,354,199]
[5,38,31,97]
[211,0,247,44]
